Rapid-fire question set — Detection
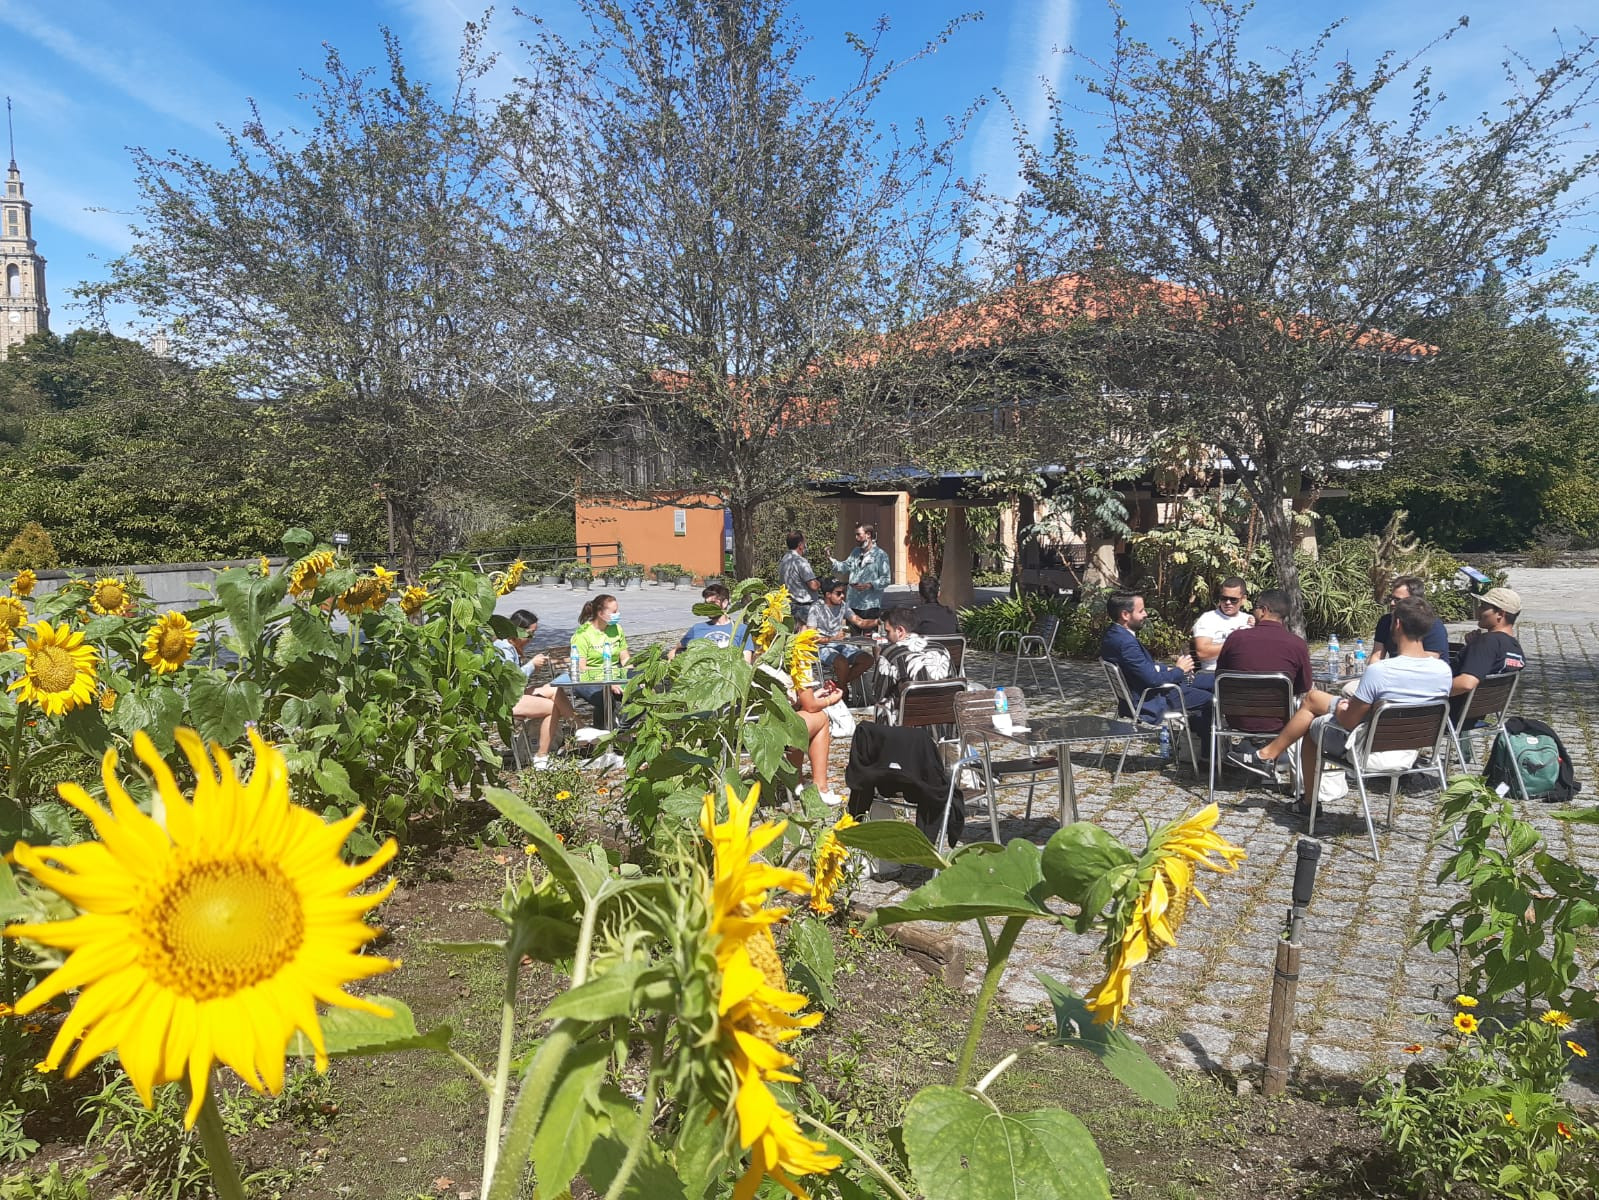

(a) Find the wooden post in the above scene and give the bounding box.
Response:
[1263,937,1300,1096]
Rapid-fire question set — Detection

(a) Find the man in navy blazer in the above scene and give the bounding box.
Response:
[1100,591,1214,747]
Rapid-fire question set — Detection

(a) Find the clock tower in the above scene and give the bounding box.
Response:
[1,100,49,360]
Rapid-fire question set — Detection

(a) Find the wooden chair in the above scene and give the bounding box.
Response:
[995,616,1063,693]
[894,678,968,744]
[1310,699,1450,861]
[953,687,1057,844]
[924,635,966,678]
[1099,660,1200,782]
[1443,671,1520,780]
[1208,672,1297,803]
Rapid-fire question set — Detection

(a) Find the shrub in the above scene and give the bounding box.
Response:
[465,512,577,553]
[0,521,58,570]
[959,589,1190,661]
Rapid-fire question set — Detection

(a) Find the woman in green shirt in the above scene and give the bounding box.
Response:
[571,593,630,726]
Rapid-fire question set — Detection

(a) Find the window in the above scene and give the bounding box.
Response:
[6,266,19,299]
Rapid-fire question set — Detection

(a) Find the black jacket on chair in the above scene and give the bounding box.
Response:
[845,722,962,845]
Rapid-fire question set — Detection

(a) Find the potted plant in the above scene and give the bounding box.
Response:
[565,561,593,589]
[616,562,645,590]
[537,562,559,587]
[652,563,687,589]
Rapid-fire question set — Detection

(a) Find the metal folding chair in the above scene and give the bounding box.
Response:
[953,688,1056,843]
[1443,671,1520,780]
[1310,699,1450,861]
[895,679,968,744]
[1099,660,1200,782]
[995,616,1063,693]
[1208,672,1297,803]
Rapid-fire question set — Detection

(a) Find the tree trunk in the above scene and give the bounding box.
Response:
[393,502,419,583]
[1258,490,1305,636]
[730,497,760,581]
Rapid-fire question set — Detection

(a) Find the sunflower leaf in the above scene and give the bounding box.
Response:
[785,916,838,1008]
[873,839,1054,925]
[187,671,262,746]
[903,1085,1110,1200]
[532,1040,608,1200]
[288,996,453,1058]
[835,820,948,870]
[539,961,651,1022]
[1040,823,1138,911]
[1035,971,1178,1108]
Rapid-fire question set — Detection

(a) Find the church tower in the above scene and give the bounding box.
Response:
[1,100,49,359]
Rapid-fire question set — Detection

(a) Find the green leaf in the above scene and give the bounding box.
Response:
[531,1040,608,1200]
[671,1100,729,1200]
[836,820,949,870]
[286,996,452,1058]
[874,839,1055,925]
[785,917,838,1009]
[427,939,509,957]
[187,671,262,746]
[312,759,359,806]
[582,1093,690,1200]
[281,527,315,555]
[540,961,649,1022]
[1040,823,1138,911]
[1551,806,1599,824]
[485,786,592,900]
[1036,971,1178,1108]
[0,856,25,922]
[904,1086,1110,1200]
[111,685,185,753]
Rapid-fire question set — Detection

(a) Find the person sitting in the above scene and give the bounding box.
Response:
[1368,575,1449,662]
[495,610,577,769]
[1450,587,1526,723]
[1215,588,1314,737]
[571,593,630,729]
[761,659,845,807]
[1192,576,1253,671]
[1232,597,1452,807]
[913,574,961,636]
[808,579,875,691]
[871,606,952,724]
[1100,591,1214,749]
[672,582,752,660]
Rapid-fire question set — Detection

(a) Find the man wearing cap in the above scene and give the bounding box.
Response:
[1450,587,1526,721]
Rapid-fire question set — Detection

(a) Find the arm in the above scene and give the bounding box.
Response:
[794,683,841,713]
[1451,637,1494,695]
[1335,695,1372,731]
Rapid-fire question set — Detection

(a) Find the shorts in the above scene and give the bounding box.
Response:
[852,607,883,622]
[819,643,869,669]
[1310,713,1354,761]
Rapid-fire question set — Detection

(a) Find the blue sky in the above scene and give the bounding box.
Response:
[3,1,1591,339]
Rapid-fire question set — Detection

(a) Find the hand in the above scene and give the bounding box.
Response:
[1245,615,1256,627]
[852,581,869,590]
[1175,654,1195,674]
[532,652,549,668]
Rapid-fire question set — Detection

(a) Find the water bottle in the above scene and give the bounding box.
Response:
[994,687,1008,716]
[1159,726,1172,761]
[570,639,582,680]
[601,641,613,680]
[1326,633,1341,677]
[1353,638,1367,675]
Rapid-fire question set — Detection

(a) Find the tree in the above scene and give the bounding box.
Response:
[495,0,982,576]
[1021,2,1599,627]
[80,32,561,577]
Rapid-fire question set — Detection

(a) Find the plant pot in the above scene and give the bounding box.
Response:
[539,574,557,588]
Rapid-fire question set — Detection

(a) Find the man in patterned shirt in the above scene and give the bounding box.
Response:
[872,606,952,724]
[831,522,891,622]
[809,579,875,689]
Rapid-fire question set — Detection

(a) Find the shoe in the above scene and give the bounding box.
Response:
[1226,747,1275,781]
[533,754,550,769]
[817,790,845,808]
[573,727,606,745]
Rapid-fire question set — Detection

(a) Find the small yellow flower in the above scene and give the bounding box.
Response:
[11,568,37,597]
[524,845,538,857]
[1558,1122,1573,1141]
[1541,1010,1573,1030]
[1455,995,1479,1009]
[21,1022,43,1034]
[34,1061,52,1074]
[1454,1013,1480,1035]
[1503,1111,1517,1127]
[257,556,272,577]
[555,791,571,801]
[98,689,116,712]
[1567,1040,1588,1058]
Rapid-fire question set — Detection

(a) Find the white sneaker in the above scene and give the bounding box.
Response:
[818,790,845,808]
[574,727,606,745]
[533,754,550,769]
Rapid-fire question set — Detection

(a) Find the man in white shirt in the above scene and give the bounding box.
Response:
[1192,577,1253,671]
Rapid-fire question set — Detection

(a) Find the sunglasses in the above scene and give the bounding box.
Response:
[1218,595,1244,604]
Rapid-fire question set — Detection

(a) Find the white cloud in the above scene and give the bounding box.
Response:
[383,0,536,101]
[971,0,1074,200]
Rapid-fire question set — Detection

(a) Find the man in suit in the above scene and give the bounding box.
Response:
[1100,591,1214,749]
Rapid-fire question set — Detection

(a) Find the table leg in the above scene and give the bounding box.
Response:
[1058,740,1078,825]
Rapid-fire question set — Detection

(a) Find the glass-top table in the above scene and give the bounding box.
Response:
[963,713,1144,826]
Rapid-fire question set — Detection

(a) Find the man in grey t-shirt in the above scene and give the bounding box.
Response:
[779,530,820,624]
[1236,597,1451,807]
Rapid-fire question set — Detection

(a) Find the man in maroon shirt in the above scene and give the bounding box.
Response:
[1214,589,1315,735]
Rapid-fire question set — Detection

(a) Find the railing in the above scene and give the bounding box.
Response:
[471,543,625,576]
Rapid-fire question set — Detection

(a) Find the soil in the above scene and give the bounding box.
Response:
[17,839,1397,1200]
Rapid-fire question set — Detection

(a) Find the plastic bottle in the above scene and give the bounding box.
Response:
[1159,726,1172,760]
[1353,638,1367,675]
[570,639,582,680]
[601,641,614,679]
[994,687,1008,716]
[1327,633,1341,677]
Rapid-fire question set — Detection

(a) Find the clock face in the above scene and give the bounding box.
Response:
[7,312,20,323]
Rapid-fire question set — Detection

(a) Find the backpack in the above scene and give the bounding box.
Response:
[1486,717,1582,803]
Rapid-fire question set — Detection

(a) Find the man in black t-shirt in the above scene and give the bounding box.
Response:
[1371,575,1450,661]
[1450,586,1526,720]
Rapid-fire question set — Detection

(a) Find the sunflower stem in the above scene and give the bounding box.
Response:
[953,915,1026,1089]
[479,953,521,1197]
[193,1086,247,1200]
[797,1112,915,1200]
[600,1064,657,1200]
[7,710,25,800]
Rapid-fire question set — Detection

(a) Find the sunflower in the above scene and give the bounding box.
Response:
[1455,994,1478,1009]
[142,611,197,675]
[398,585,429,616]
[99,688,117,712]
[809,812,855,916]
[787,627,821,691]
[1541,1010,1573,1030]
[9,621,99,717]
[701,784,840,1200]
[494,559,528,597]
[89,577,132,617]
[0,593,30,636]
[287,550,336,598]
[3,728,398,1127]
[336,576,388,615]
[752,589,790,653]
[1454,1013,1480,1035]
[10,568,36,597]
[1084,804,1246,1026]
[371,565,397,596]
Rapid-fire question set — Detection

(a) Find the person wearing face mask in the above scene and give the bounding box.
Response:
[571,593,631,728]
[830,522,891,624]
[496,610,577,768]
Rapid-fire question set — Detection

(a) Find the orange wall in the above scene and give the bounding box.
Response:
[576,494,725,581]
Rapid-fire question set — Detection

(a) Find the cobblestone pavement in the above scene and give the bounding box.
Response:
[840,590,1599,1093]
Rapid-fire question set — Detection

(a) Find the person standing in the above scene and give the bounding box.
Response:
[1192,576,1254,671]
[779,531,821,625]
[831,523,891,623]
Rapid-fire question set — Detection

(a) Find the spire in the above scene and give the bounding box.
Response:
[5,97,14,172]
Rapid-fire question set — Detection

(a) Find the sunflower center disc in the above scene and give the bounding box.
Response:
[95,587,123,611]
[146,858,305,999]
[158,628,188,658]
[30,644,80,693]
